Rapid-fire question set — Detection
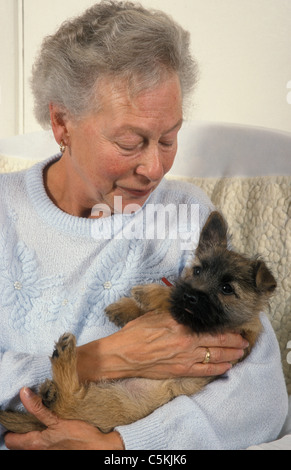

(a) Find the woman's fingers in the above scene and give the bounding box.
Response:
[19,387,59,427]
[4,388,59,450]
[196,331,249,350]
[5,388,125,450]
[197,345,245,364]
[187,361,233,377]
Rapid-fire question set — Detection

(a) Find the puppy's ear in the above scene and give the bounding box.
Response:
[253,260,277,294]
[197,211,228,253]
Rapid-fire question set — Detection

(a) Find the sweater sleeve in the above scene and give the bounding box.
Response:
[0,349,52,410]
[116,314,288,450]
[0,349,53,447]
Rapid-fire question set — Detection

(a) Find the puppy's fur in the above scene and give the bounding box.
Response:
[0,212,276,434]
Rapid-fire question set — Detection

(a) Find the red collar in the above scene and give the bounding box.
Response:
[161,277,174,287]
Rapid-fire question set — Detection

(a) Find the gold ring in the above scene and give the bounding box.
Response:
[203,348,211,364]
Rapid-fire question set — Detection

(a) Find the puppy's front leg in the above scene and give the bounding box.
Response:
[39,333,86,419]
[105,284,171,327]
[0,334,82,434]
[105,296,143,327]
[131,284,171,312]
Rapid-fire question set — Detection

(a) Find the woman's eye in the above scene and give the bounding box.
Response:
[119,146,136,151]
[160,141,174,148]
[118,143,139,151]
[117,144,143,155]
[221,284,234,295]
[193,266,201,276]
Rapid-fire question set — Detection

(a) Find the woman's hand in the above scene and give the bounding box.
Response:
[4,388,124,450]
[77,311,249,382]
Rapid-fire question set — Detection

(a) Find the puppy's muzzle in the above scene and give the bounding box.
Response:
[170,282,227,333]
[183,291,198,309]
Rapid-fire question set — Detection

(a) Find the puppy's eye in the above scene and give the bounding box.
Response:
[193,267,201,276]
[221,284,234,295]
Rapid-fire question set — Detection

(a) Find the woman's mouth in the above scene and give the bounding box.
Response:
[118,186,153,198]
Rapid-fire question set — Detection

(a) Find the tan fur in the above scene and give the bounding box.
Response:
[0,212,276,434]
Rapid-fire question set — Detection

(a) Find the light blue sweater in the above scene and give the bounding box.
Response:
[0,157,288,450]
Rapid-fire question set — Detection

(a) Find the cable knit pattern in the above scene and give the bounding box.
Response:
[0,157,288,450]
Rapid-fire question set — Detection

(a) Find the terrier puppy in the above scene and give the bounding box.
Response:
[0,211,276,434]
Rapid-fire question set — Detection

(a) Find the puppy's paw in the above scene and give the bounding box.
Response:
[105,299,135,327]
[131,284,168,310]
[131,286,149,308]
[105,303,126,327]
[39,379,58,409]
[52,333,76,361]
[106,297,143,326]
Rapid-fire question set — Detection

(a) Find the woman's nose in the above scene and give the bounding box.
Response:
[135,145,164,181]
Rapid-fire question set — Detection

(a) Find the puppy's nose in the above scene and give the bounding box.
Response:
[183,292,198,305]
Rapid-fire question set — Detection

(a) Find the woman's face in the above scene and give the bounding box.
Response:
[57,74,183,215]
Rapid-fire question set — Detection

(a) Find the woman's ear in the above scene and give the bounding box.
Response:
[49,103,69,146]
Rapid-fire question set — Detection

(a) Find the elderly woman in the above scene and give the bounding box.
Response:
[0,1,287,450]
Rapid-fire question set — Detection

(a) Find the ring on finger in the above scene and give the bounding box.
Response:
[203,347,211,364]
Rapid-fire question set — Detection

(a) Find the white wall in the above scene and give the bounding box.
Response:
[0,0,19,138]
[1,0,291,138]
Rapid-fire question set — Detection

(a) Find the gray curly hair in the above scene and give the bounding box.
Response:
[31,0,198,128]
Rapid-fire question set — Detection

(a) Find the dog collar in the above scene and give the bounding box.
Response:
[161,277,174,287]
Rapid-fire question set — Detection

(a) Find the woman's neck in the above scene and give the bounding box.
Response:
[43,156,100,219]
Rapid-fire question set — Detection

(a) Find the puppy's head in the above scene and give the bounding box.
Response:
[170,212,276,333]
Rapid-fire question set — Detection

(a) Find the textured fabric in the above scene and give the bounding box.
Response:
[0,154,38,173]
[0,157,288,450]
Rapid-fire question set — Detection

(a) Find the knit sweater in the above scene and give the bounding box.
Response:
[0,156,288,450]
